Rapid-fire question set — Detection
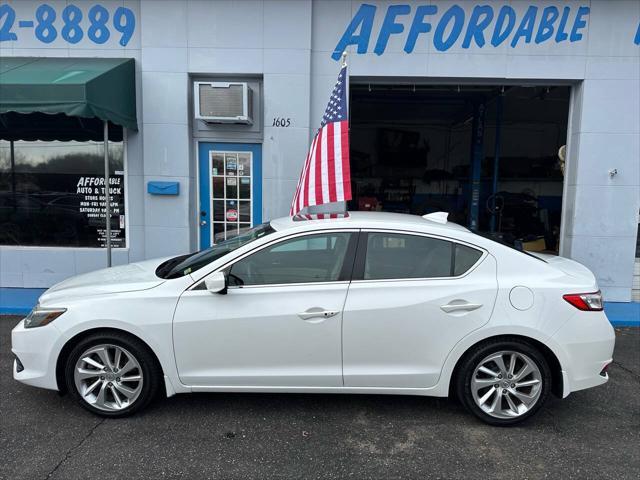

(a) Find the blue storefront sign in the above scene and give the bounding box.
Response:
[0,3,135,46]
[333,3,639,59]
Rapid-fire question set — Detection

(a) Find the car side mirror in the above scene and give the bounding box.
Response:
[204,271,227,294]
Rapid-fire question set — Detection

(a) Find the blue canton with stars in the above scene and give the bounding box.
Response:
[320,65,347,129]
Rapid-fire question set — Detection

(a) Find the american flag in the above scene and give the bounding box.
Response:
[290,64,351,216]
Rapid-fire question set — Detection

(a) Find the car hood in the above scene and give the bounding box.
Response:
[38,257,169,305]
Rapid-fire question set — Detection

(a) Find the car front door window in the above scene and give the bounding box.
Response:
[228,232,353,286]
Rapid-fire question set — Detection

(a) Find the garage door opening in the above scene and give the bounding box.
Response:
[349,83,570,251]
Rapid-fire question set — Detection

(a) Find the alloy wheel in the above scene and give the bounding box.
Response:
[73,344,143,412]
[470,350,543,419]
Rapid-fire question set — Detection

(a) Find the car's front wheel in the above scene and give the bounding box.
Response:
[456,339,551,426]
[64,332,161,417]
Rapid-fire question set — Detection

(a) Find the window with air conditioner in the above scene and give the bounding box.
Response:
[194,82,253,124]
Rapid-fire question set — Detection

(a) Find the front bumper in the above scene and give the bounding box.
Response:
[11,318,62,391]
[552,310,616,396]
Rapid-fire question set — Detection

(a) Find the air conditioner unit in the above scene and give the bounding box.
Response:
[194,82,253,124]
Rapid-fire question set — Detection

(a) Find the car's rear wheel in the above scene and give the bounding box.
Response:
[64,332,161,417]
[456,339,551,426]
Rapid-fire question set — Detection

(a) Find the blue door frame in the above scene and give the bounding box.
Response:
[198,142,262,250]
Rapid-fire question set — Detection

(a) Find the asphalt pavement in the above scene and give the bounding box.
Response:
[1,316,638,480]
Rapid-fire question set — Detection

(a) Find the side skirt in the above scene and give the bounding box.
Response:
[188,385,449,397]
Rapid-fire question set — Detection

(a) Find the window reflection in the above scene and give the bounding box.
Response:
[0,140,126,248]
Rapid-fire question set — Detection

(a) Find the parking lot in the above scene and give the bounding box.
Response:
[1,316,638,480]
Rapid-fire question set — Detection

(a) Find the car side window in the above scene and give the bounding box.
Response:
[454,243,483,276]
[364,233,453,280]
[228,232,352,286]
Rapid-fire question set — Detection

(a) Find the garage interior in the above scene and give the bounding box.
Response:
[348,83,570,251]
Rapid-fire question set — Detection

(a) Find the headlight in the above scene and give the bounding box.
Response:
[24,305,67,328]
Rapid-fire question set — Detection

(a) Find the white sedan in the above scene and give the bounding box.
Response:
[12,212,615,425]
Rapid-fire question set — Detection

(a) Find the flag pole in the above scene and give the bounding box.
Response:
[342,51,349,216]
[104,120,112,267]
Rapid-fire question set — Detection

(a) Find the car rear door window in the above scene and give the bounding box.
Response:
[228,232,353,286]
[364,233,453,280]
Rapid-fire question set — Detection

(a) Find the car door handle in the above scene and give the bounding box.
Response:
[440,302,483,313]
[297,309,340,321]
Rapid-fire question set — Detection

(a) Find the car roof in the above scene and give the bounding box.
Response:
[270,211,470,235]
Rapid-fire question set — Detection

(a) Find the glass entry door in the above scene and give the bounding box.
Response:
[211,150,252,242]
[198,142,262,249]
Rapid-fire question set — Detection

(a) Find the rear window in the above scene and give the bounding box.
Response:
[477,233,547,263]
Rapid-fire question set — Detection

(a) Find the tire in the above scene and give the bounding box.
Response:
[456,338,551,426]
[64,332,162,418]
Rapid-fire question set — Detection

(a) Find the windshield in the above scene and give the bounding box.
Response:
[156,223,276,279]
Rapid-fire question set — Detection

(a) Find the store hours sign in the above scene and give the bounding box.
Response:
[76,175,126,248]
[0,3,135,46]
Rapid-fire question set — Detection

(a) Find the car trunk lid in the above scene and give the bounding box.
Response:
[529,252,597,284]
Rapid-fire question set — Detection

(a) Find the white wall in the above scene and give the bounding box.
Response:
[0,0,143,288]
[1,0,639,301]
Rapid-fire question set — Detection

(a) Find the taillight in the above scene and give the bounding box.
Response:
[562,291,603,311]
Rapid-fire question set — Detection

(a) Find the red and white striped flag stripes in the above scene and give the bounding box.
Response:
[290,64,351,216]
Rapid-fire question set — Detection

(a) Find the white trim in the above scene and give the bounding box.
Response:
[186,280,352,294]
[559,83,578,257]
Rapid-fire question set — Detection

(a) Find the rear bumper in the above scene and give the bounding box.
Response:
[11,318,61,391]
[552,311,615,397]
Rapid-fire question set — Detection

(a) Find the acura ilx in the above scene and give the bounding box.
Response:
[12,212,615,425]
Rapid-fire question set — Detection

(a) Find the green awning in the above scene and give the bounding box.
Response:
[0,57,137,131]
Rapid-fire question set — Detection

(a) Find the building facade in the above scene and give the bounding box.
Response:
[1,0,639,303]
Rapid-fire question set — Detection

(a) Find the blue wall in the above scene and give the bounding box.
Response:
[0,288,45,315]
